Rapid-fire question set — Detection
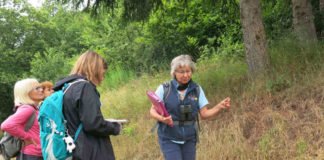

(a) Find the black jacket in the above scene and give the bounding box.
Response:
[54,74,120,160]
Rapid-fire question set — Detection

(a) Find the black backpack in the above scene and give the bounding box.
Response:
[0,110,35,160]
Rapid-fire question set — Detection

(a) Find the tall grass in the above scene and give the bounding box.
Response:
[99,66,136,92]
[98,40,324,159]
[267,39,324,92]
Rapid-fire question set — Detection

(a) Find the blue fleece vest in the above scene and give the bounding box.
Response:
[158,79,200,141]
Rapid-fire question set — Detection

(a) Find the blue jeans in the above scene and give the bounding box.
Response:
[158,137,196,160]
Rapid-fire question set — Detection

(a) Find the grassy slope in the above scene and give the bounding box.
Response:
[100,42,324,160]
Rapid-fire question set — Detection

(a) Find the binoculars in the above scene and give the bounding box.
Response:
[180,105,192,121]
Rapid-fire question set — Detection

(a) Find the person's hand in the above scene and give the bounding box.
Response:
[117,122,123,135]
[118,122,123,134]
[218,97,231,110]
[160,115,173,126]
[23,139,36,146]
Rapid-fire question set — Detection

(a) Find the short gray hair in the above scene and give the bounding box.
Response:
[14,78,39,106]
[170,55,196,77]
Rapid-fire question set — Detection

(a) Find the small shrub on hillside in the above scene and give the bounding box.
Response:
[296,138,308,157]
[258,132,272,157]
[266,75,291,93]
[122,125,136,137]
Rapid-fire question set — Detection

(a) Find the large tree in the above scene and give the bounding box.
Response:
[240,0,269,77]
[292,0,318,42]
[63,0,264,75]
[0,4,88,121]
[60,0,162,21]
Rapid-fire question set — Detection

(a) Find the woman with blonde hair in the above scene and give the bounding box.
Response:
[1,78,44,160]
[53,51,121,160]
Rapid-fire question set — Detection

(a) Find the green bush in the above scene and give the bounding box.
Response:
[30,48,72,82]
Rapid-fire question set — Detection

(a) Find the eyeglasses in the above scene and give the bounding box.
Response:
[32,86,44,91]
[175,70,192,75]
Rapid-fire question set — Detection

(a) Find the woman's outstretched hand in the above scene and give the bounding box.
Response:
[218,97,231,110]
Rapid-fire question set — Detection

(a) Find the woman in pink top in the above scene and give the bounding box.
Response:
[1,78,44,160]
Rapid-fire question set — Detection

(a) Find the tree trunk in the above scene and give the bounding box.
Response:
[292,0,318,42]
[320,0,324,11]
[240,0,269,77]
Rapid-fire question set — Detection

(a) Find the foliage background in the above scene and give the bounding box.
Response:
[0,0,323,158]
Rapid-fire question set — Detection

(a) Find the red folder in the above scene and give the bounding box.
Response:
[146,90,170,117]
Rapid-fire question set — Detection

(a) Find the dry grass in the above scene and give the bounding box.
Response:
[99,58,324,159]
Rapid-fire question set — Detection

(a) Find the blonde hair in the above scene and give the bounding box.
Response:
[41,81,53,89]
[14,78,39,106]
[170,54,196,77]
[70,51,107,85]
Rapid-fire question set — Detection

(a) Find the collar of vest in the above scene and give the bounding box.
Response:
[171,79,198,92]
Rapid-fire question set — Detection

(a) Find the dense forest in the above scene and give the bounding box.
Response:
[0,0,323,158]
[1,0,322,120]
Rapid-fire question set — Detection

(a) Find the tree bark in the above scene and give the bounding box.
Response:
[320,0,324,11]
[240,0,269,77]
[292,0,318,42]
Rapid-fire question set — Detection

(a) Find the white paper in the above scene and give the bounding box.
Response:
[105,119,129,123]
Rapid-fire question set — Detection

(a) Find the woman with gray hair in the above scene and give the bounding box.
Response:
[1,78,44,160]
[150,54,230,160]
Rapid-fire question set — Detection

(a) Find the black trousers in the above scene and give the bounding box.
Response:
[16,152,43,160]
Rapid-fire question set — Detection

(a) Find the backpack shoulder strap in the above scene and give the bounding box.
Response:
[162,81,171,101]
[195,85,200,100]
[62,79,87,140]
[197,86,200,96]
[73,124,83,141]
[194,84,201,138]
[63,79,87,94]
[24,110,36,131]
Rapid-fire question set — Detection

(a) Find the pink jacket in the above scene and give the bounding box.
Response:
[0,105,42,157]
